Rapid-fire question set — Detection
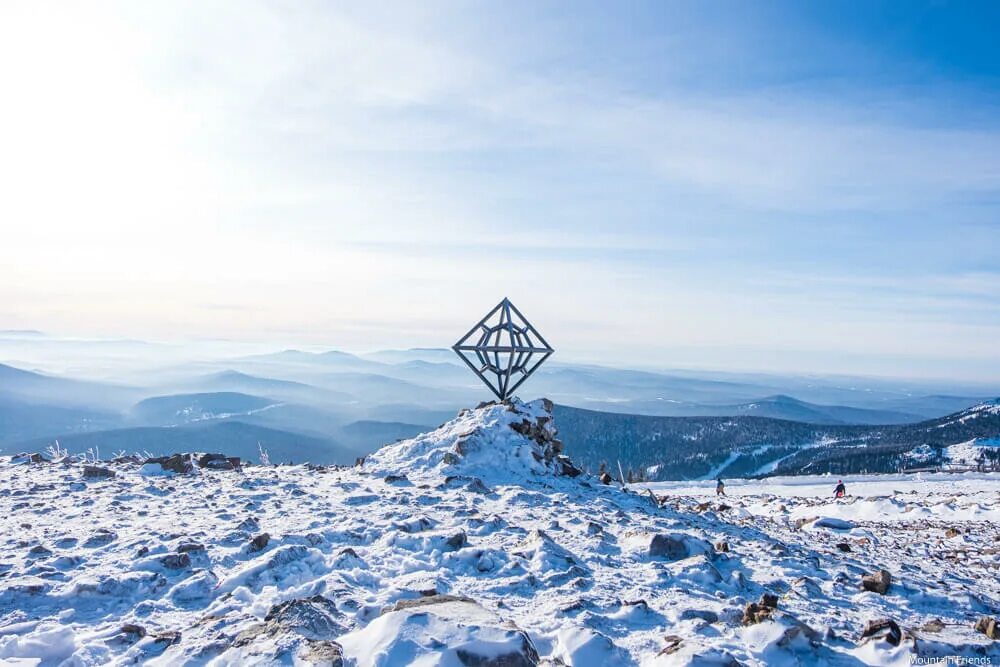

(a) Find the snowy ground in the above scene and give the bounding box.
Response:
[1,400,998,666]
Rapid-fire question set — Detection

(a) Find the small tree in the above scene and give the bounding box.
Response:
[258,441,271,466]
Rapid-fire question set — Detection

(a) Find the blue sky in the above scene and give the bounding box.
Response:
[0,1,998,381]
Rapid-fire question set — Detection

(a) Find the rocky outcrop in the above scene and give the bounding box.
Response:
[340,595,539,666]
[233,596,345,665]
[362,398,585,482]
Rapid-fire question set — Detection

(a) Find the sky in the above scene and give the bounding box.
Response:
[0,1,998,381]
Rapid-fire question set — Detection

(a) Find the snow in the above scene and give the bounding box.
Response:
[0,399,998,665]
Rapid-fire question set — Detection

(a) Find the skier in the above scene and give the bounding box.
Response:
[716,478,726,496]
[833,480,846,498]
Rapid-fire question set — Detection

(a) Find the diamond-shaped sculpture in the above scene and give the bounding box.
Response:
[453,297,554,400]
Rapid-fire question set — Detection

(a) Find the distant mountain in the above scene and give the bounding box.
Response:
[129,392,278,426]
[189,370,355,403]
[700,394,920,425]
[360,348,456,364]
[554,400,1000,480]
[0,362,138,410]
[8,421,363,465]
[0,395,119,446]
[236,349,384,372]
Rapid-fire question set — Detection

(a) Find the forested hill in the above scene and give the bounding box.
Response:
[554,400,1000,480]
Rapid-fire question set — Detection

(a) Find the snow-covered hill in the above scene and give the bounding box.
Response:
[0,399,998,665]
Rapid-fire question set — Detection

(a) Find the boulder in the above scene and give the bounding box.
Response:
[340,595,539,667]
[248,533,270,552]
[383,474,409,484]
[742,593,778,625]
[975,616,1000,640]
[299,640,344,666]
[862,569,892,595]
[445,530,467,551]
[196,453,241,470]
[648,533,716,561]
[83,465,115,479]
[160,553,191,570]
[145,454,193,474]
[556,455,582,477]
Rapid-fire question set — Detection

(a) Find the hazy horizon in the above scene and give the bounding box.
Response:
[1,2,998,382]
[2,329,999,393]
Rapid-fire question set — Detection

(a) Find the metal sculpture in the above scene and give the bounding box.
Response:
[452,297,554,400]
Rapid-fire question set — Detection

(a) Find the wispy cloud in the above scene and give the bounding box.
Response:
[0,1,997,379]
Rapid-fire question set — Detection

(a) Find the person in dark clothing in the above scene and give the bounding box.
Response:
[834,480,846,498]
[716,478,725,496]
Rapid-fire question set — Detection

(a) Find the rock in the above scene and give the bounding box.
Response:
[120,624,146,641]
[384,474,409,484]
[742,603,772,625]
[160,553,191,569]
[556,455,582,477]
[975,616,1000,640]
[197,453,227,468]
[835,542,852,552]
[83,529,117,547]
[806,517,854,530]
[248,533,270,552]
[445,530,467,551]
[599,472,613,485]
[340,595,539,667]
[793,516,818,530]
[679,609,719,623]
[742,594,778,625]
[27,545,52,558]
[151,630,181,647]
[658,634,684,656]
[860,618,902,646]
[921,618,946,633]
[442,476,490,493]
[777,619,821,648]
[83,465,115,478]
[237,517,260,532]
[145,454,194,474]
[299,640,344,666]
[862,569,892,595]
[258,596,345,642]
[176,542,205,554]
[648,533,715,561]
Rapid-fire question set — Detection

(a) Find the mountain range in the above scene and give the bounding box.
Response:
[1,339,998,477]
